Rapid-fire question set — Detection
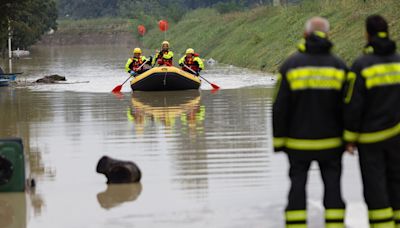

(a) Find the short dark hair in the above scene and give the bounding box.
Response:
[366,15,389,37]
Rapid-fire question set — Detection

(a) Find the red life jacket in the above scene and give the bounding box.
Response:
[182,56,199,72]
[129,57,143,71]
[131,57,144,68]
[157,51,173,66]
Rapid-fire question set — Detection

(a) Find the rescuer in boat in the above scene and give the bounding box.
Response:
[152,41,174,66]
[179,48,204,76]
[125,48,151,76]
[273,17,348,227]
[344,15,400,227]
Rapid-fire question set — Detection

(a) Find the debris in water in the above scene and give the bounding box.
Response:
[96,156,142,184]
[35,74,66,83]
[206,58,217,65]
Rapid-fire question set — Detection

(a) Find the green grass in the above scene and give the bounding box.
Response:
[143,0,400,73]
[57,18,134,34]
[53,0,400,72]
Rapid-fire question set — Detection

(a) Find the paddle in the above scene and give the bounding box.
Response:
[182,63,220,90]
[112,60,148,93]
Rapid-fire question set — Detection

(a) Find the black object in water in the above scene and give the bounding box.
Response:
[96,156,141,184]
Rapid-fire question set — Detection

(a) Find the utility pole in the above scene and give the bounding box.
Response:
[8,19,12,73]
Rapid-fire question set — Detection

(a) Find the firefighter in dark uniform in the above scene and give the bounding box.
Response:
[344,15,400,228]
[273,17,347,228]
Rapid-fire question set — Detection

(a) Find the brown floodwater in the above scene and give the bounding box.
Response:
[0,46,368,228]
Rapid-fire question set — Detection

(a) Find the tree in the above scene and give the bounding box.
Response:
[57,0,118,19]
[56,0,276,20]
[0,0,57,51]
[213,1,244,14]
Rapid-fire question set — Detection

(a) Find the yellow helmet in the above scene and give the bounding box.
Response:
[186,48,195,54]
[162,41,170,47]
[133,48,142,54]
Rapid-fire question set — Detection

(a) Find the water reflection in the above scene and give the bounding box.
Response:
[170,89,274,198]
[0,89,51,223]
[97,183,142,210]
[27,189,45,217]
[0,89,54,179]
[0,192,45,227]
[0,193,27,228]
[0,44,368,227]
[128,90,205,136]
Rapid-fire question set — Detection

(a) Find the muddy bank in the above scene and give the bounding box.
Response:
[36,31,139,46]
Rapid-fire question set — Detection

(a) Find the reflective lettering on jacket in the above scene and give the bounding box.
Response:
[287,67,346,91]
[362,63,400,89]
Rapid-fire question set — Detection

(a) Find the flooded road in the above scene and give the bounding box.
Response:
[0,46,367,227]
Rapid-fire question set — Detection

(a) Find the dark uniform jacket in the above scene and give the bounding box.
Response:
[344,35,400,144]
[273,32,347,155]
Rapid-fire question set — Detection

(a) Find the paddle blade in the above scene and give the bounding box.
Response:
[211,83,220,90]
[112,91,124,99]
[112,85,123,93]
[211,88,220,94]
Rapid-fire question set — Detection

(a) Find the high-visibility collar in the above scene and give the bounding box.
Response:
[297,31,332,54]
[363,35,396,56]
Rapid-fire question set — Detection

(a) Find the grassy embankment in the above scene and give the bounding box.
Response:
[56,18,133,35]
[39,18,140,45]
[52,0,400,72]
[143,0,400,73]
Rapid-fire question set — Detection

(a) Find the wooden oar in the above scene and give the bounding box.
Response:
[112,60,148,93]
[182,63,220,90]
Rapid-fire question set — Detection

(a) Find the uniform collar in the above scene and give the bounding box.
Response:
[364,33,396,56]
[297,31,333,54]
